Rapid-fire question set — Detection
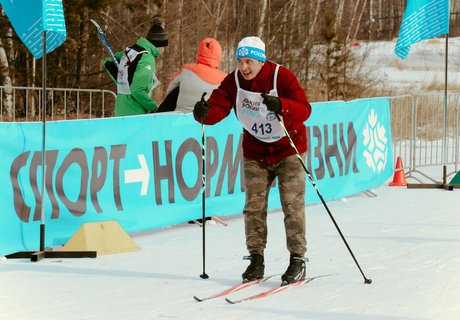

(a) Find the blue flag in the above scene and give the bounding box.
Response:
[0,0,66,59]
[395,0,449,59]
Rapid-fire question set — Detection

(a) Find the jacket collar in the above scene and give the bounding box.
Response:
[237,61,274,92]
[136,37,161,58]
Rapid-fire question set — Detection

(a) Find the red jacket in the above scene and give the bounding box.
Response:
[196,60,312,165]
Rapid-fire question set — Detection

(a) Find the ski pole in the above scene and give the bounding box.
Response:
[90,19,119,68]
[200,92,209,279]
[276,113,372,284]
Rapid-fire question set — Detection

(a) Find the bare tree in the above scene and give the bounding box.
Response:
[0,36,13,119]
[3,0,460,112]
[76,7,90,88]
[309,0,323,41]
[352,0,369,41]
[347,0,361,41]
[334,0,346,36]
[257,0,268,38]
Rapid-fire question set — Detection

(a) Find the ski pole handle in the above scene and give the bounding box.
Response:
[200,92,207,123]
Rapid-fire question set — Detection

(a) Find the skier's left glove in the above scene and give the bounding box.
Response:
[193,92,210,119]
[261,93,281,113]
[193,100,209,118]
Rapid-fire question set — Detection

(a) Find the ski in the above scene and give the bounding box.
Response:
[193,275,275,302]
[225,275,328,304]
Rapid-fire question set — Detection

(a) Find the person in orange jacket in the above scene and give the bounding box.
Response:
[158,38,227,113]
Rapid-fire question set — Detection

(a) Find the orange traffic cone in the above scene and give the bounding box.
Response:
[389,156,407,186]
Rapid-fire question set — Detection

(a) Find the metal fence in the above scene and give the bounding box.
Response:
[1,86,459,182]
[0,86,116,121]
[390,93,460,183]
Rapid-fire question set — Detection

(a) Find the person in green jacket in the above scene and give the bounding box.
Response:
[104,16,168,116]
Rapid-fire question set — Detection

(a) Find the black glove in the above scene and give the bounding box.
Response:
[193,92,210,119]
[261,93,281,113]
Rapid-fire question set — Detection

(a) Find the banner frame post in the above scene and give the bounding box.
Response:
[6,29,97,262]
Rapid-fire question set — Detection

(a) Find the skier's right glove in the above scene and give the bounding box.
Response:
[193,93,210,119]
[261,93,281,113]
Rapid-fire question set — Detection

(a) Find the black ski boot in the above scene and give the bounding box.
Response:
[241,254,264,283]
[281,255,307,285]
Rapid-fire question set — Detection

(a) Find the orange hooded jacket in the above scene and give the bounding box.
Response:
[164,38,227,113]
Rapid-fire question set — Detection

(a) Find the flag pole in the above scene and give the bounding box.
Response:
[442,33,449,185]
[2,0,96,261]
[408,33,453,190]
[39,30,47,252]
[402,0,453,190]
[6,30,96,262]
[31,30,97,261]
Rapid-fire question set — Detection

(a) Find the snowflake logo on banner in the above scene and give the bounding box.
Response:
[362,109,388,173]
[238,47,249,57]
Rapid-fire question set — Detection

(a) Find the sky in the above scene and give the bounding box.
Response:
[1,40,460,320]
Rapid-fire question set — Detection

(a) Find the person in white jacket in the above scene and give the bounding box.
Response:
[158,38,227,113]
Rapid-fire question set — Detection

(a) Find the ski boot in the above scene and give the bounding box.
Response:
[281,255,307,286]
[241,254,264,283]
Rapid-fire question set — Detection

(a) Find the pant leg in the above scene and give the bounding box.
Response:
[243,158,276,256]
[276,153,307,256]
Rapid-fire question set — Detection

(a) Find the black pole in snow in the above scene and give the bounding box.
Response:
[200,92,209,279]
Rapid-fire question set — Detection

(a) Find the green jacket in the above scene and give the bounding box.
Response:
[104,37,161,116]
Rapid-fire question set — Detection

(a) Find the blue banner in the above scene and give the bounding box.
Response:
[0,0,66,59]
[305,98,393,204]
[395,0,449,59]
[0,98,393,256]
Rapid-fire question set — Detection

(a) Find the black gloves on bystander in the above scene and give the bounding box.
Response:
[261,93,281,113]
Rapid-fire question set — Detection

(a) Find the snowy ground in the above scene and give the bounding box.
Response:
[1,170,459,320]
[356,37,460,93]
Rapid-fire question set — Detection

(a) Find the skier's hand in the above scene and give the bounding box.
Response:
[261,93,281,113]
[193,92,210,119]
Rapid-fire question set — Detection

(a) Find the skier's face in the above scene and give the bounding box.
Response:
[237,58,264,80]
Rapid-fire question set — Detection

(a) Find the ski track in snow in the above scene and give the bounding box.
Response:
[1,182,459,320]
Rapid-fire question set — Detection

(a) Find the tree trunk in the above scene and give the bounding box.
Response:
[257,0,267,38]
[178,0,184,66]
[347,0,361,41]
[334,0,346,36]
[352,0,368,41]
[377,0,383,38]
[212,1,226,40]
[75,7,89,88]
[0,37,13,119]
[309,0,324,40]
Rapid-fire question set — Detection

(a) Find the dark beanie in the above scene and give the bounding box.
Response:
[147,16,168,47]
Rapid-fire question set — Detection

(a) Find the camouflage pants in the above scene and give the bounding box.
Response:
[243,154,307,257]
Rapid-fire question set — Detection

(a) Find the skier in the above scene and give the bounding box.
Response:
[158,37,227,113]
[192,36,312,285]
[104,16,168,116]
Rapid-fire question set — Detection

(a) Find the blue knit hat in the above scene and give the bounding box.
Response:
[236,36,266,62]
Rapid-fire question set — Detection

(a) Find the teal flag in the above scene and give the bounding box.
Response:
[0,0,66,59]
[395,0,449,59]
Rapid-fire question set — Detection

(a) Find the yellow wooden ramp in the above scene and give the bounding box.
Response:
[62,220,140,255]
